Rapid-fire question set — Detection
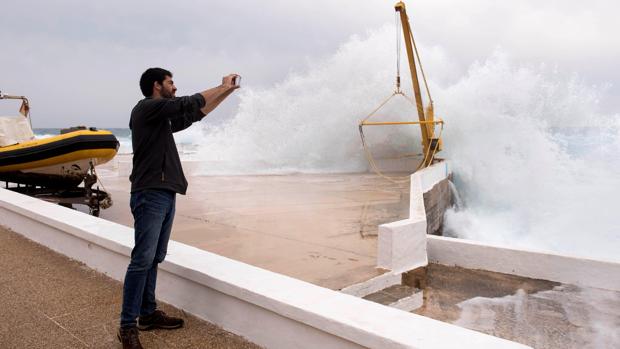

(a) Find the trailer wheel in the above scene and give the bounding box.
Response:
[90,206,100,217]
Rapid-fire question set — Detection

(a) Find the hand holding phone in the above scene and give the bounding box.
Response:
[223,74,241,89]
[232,75,242,87]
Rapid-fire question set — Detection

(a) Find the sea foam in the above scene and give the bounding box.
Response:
[176,24,619,262]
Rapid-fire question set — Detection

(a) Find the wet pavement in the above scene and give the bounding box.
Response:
[0,226,261,349]
[97,162,410,290]
[87,158,620,348]
[412,264,620,349]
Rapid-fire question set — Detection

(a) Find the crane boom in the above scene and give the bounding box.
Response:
[395,1,439,167]
[358,1,443,179]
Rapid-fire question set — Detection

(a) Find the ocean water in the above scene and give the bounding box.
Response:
[438,56,620,262]
[33,127,199,156]
[35,25,620,262]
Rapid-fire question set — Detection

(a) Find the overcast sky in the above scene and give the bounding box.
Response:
[0,0,618,128]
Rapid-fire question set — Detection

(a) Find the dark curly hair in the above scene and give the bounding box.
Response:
[139,67,172,97]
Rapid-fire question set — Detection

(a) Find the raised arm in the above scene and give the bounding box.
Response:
[199,74,240,116]
[167,74,240,132]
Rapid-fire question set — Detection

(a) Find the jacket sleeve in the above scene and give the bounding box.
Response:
[170,93,207,133]
[144,94,206,132]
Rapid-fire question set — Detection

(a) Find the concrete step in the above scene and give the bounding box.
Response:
[363,284,423,311]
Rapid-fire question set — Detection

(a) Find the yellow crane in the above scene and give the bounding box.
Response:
[359,1,444,179]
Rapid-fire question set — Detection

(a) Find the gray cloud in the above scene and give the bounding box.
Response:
[0,0,617,127]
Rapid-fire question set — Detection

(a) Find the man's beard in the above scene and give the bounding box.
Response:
[161,88,175,98]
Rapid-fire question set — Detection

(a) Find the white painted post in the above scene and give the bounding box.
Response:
[377,219,428,273]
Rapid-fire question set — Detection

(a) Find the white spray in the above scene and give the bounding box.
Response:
[183,25,620,262]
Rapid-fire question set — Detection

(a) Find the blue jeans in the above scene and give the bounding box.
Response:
[120,189,176,328]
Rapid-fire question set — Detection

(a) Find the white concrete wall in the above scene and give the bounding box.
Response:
[377,161,449,273]
[417,161,452,194]
[340,272,402,297]
[428,235,620,292]
[393,160,620,293]
[377,219,427,273]
[0,188,530,349]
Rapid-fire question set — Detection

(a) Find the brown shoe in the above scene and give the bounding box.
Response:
[138,309,184,330]
[117,327,143,349]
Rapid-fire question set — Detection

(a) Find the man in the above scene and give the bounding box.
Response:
[118,68,239,349]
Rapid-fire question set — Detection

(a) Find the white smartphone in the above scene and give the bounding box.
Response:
[233,75,242,86]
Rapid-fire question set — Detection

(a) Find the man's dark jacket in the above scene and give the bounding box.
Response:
[129,93,206,195]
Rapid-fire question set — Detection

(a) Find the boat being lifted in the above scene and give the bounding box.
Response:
[0,91,119,216]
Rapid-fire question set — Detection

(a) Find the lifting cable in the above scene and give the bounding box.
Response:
[358,11,442,183]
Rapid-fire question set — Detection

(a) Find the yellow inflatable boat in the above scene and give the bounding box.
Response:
[1,92,119,215]
[0,127,119,188]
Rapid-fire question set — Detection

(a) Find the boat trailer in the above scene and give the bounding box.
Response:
[4,162,112,217]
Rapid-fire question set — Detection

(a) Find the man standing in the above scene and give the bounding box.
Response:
[118,68,239,349]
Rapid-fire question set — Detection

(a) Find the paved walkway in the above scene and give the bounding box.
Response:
[0,227,261,349]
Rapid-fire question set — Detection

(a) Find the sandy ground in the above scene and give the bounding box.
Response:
[0,226,261,349]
